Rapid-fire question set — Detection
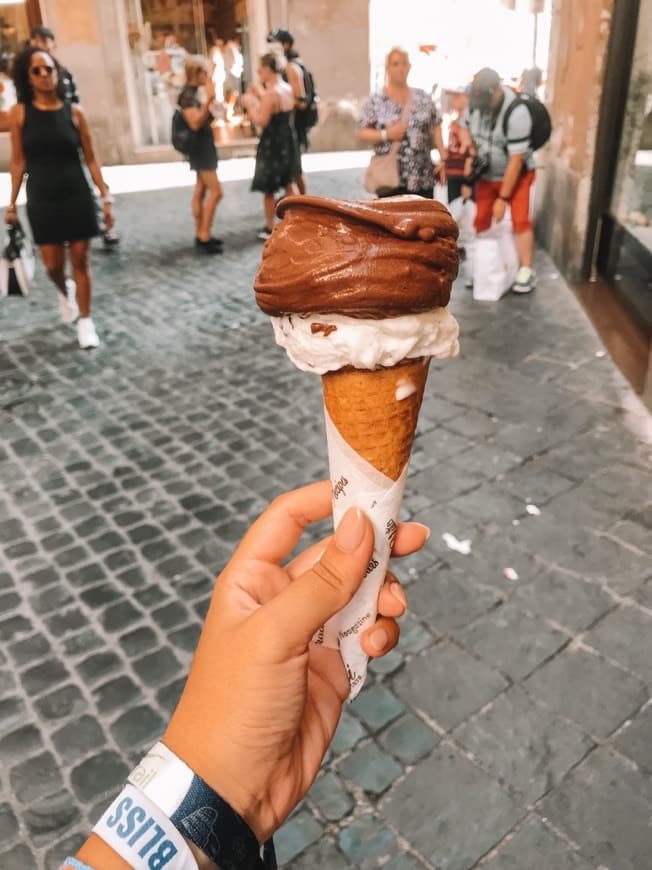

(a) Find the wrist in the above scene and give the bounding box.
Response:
[379,126,388,144]
[6,204,16,211]
[164,720,264,840]
[498,193,510,202]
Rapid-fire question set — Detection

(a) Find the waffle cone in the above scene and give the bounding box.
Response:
[321,357,430,481]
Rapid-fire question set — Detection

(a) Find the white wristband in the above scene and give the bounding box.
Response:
[93,783,198,870]
[380,128,388,144]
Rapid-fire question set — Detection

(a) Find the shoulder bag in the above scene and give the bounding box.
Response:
[363,96,411,197]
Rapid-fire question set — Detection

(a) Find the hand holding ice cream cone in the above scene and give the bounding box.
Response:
[254,194,460,697]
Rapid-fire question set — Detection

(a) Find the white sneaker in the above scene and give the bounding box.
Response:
[512,267,536,294]
[58,279,79,323]
[77,317,99,349]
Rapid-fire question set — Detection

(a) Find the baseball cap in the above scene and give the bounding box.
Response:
[267,28,294,45]
[471,67,501,94]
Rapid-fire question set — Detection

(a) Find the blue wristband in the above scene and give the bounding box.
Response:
[59,859,95,870]
[130,742,276,870]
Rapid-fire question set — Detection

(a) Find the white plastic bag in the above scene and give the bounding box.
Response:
[448,197,477,287]
[434,182,448,205]
[472,220,518,302]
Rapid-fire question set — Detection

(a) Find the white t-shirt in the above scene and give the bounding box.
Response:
[462,86,535,181]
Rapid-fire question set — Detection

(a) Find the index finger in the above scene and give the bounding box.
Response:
[231,480,333,566]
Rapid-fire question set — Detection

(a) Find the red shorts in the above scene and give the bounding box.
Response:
[474,169,536,234]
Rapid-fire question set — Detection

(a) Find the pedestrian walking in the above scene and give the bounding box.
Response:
[178,55,224,254]
[461,67,538,293]
[6,47,114,348]
[27,26,120,249]
[243,52,300,241]
[357,47,447,199]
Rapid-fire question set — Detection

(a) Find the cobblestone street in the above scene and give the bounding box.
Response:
[0,160,651,870]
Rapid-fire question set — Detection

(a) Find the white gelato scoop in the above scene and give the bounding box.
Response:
[271,308,460,374]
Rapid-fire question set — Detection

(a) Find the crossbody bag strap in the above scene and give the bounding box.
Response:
[389,93,412,155]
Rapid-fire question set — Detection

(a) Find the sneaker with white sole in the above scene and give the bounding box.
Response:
[512,267,536,294]
[58,279,79,323]
[77,317,99,349]
[256,227,273,241]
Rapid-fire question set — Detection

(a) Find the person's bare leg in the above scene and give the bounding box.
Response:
[514,229,534,269]
[69,240,92,318]
[263,194,276,232]
[197,170,223,241]
[191,175,205,238]
[39,243,66,295]
[296,174,307,195]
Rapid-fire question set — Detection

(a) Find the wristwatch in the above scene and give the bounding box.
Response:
[380,125,388,144]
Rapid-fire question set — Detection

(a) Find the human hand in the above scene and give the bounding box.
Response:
[102,202,114,230]
[164,480,428,844]
[386,120,408,142]
[492,197,507,223]
[461,184,473,201]
[205,80,216,102]
[4,206,17,224]
[434,162,446,183]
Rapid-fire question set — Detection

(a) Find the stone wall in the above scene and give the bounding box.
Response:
[534,0,614,281]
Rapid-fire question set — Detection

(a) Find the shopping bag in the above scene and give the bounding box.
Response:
[0,222,35,298]
[448,197,477,287]
[472,219,518,302]
[434,182,448,205]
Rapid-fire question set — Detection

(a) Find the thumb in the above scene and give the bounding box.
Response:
[261,507,374,651]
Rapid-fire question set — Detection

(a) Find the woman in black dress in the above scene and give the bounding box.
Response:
[5,47,113,348]
[178,55,223,254]
[243,52,300,240]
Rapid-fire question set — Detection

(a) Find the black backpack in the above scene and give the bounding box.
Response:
[294,59,319,129]
[171,108,195,155]
[502,93,552,151]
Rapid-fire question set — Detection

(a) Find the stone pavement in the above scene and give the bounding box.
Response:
[0,161,651,870]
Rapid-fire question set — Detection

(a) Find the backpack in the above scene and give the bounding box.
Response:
[171,108,195,155]
[502,93,551,151]
[293,59,319,129]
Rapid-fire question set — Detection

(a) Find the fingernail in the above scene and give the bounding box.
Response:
[334,507,365,553]
[390,581,407,609]
[415,523,431,540]
[369,627,388,652]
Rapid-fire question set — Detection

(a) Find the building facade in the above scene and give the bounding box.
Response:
[0,0,370,167]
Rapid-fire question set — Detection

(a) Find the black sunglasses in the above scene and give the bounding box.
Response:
[30,64,55,76]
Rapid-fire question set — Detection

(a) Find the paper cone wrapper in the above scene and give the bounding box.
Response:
[316,357,430,699]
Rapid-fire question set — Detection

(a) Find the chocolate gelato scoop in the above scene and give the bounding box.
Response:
[254,195,459,319]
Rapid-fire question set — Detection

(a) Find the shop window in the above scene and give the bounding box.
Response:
[124,0,252,147]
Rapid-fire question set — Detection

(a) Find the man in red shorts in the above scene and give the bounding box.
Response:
[462,67,536,293]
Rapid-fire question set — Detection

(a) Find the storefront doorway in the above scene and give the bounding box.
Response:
[122,0,252,148]
[592,0,652,330]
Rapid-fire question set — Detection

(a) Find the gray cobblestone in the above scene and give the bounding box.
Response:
[1,162,650,867]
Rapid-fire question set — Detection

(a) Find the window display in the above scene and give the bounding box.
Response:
[124,0,252,147]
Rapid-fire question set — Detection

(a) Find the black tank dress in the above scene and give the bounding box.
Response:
[22,102,99,245]
[251,110,300,195]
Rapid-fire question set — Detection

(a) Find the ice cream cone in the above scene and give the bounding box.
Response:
[321,357,430,481]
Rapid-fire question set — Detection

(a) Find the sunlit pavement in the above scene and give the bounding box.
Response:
[0,158,651,869]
